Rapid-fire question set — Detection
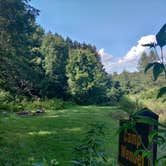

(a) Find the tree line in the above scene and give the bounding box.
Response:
[1,0,165,105]
[112,50,165,95]
[0,0,123,104]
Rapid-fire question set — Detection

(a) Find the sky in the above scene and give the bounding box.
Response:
[30,0,166,73]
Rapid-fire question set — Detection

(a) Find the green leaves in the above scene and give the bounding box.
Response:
[156,24,166,47]
[72,123,108,166]
[144,62,165,81]
[144,63,154,73]
[153,63,165,81]
[134,149,152,158]
[148,131,165,146]
[144,62,166,98]
[143,24,166,99]
[116,121,135,135]
[66,49,109,104]
[155,155,166,166]
[0,0,39,55]
[157,87,166,98]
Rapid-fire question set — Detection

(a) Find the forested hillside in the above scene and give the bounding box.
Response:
[0,0,124,105]
[112,50,165,94]
[1,0,165,106]
[0,0,166,165]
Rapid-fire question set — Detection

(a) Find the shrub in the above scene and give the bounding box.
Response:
[119,95,143,115]
[0,102,20,113]
[23,98,65,111]
[143,99,166,122]
[0,89,13,102]
[72,122,108,166]
[42,99,65,110]
[139,88,159,100]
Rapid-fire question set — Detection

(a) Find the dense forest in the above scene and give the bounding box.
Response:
[0,0,166,166]
[1,0,165,107]
[0,0,120,105]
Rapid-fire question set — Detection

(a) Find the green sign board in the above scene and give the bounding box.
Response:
[118,108,158,166]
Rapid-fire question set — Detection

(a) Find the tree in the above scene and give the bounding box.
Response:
[0,0,39,56]
[137,51,156,72]
[0,0,43,98]
[137,52,149,71]
[40,32,69,98]
[66,49,109,104]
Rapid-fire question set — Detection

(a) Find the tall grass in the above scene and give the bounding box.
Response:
[118,95,144,115]
[138,88,166,122]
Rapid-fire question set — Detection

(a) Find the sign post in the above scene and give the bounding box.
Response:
[118,108,158,166]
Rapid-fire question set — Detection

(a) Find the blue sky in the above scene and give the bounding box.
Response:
[30,0,166,73]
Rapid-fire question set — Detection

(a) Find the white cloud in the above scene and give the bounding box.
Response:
[138,35,157,46]
[117,35,156,65]
[98,48,113,61]
[118,45,145,64]
[99,35,156,73]
[98,48,105,57]
[98,48,113,72]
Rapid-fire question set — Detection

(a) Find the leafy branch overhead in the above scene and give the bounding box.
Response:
[143,23,166,98]
[145,62,165,81]
[156,24,166,47]
[157,86,166,98]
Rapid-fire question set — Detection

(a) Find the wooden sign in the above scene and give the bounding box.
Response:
[118,108,158,166]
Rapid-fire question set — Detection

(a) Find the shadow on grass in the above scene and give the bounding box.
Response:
[0,105,119,166]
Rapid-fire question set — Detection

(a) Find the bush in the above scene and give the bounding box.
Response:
[106,87,124,104]
[0,98,66,115]
[42,99,65,110]
[0,102,20,113]
[23,98,65,111]
[0,90,19,114]
[119,95,143,115]
[0,89,13,102]
[143,99,166,122]
[72,122,108,166]
[140,88,158,100]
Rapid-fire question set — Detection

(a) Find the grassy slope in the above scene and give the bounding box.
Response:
[0,105,121,166]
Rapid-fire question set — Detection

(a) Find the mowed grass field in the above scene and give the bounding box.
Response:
[0,104,122,166]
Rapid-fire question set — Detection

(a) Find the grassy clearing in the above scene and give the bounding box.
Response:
[0,104,121,166]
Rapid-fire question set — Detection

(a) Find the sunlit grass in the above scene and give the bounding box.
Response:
[28,131,58,136]
[0,104,119,166]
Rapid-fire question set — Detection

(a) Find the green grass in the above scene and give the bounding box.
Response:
[0,104,121,166]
